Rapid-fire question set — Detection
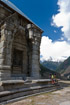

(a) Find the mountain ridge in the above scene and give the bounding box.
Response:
[41,60,62,71]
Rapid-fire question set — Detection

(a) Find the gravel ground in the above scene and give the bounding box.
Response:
[7,81,70,105]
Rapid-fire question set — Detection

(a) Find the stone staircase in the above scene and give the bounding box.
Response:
[0,79,59,104]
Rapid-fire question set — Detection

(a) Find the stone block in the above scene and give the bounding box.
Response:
[1,34,6,41]
[1,29,5,35]
[0,54,3,59]
[32,60,39,64]
[0,47,6,54]
[0,41,4,48]
[32,45,39,51]
[0,59,4,65]
[0,66,11,80]
[32,54,39,60]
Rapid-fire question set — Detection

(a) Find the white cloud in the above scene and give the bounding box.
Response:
[40,0,70,61]
[40,36,70,61]
[58,37,65,41]
[52,0,70,41]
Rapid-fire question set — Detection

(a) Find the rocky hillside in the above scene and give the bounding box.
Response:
[57,57,70,79]
[57,57,70,73]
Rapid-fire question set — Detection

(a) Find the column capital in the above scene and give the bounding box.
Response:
[26,24,41,40]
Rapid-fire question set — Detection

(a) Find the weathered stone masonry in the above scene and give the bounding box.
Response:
[0,1,43,80]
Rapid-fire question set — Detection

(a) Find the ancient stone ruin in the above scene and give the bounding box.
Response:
[0,1,58,103]
[0,0,43,81]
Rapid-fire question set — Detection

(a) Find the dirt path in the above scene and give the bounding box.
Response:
[7,80,70,105]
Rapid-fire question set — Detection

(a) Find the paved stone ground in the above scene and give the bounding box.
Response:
[7,80,70,105]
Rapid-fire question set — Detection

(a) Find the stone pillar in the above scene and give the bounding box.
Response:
[0,23,11,81]
[27,24,42,79]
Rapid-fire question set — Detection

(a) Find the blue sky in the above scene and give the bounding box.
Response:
[9,0,70,61]
[10,0,62,41]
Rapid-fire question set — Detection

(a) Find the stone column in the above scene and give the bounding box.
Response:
[0,23,11,81]
[27,24,42,79]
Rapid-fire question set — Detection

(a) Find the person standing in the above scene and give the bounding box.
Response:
[51,74,54,84]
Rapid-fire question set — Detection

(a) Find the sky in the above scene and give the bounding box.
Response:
[9,0,70,61]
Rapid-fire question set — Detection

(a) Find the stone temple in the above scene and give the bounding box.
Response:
[0,0,43,81]
[0,1,58,103]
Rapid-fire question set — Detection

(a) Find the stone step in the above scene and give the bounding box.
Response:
[0,79,53,92]
[0,79,59,104]
[0,84,59,104]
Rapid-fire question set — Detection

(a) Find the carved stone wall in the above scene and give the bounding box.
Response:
[0,12,28,80]
[0,6,42,80]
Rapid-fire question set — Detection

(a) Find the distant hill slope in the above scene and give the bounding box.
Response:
[41,61,62,71]
[57,56,70,73]
[40,64,60,79]
[63,66,70,76]
[56,57,70,79]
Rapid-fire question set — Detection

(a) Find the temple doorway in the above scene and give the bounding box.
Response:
[11,31,28,77]
[12,49,23,74]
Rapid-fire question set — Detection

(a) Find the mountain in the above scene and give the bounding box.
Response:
[57,56,70,79]
[57,57,70,73]
[40,64,60,79]
[62,66,70,76]
[41,61,62,71]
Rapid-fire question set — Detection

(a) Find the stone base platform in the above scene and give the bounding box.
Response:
[0,79,59,104]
